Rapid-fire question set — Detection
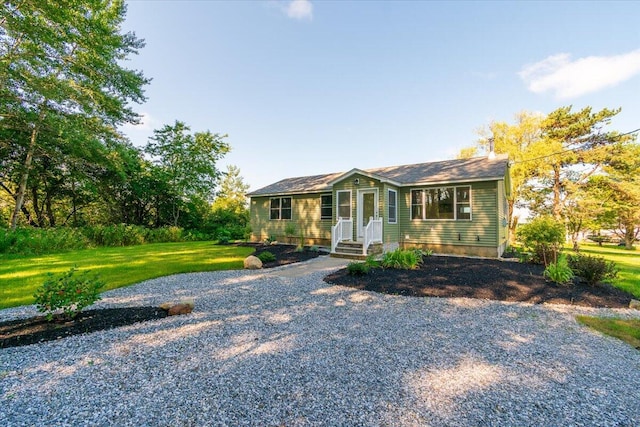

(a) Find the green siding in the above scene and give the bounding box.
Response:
[398,181,500,248]
[250,193,332,243]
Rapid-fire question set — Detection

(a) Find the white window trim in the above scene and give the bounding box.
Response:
[336,190,352,220]
[269,196,292,221]
[388,189,397,224]
[410,186,472,221]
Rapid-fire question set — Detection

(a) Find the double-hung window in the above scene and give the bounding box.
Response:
[411,186,471,220]
[337,191,351,219]
[321,194,332,220]
[388,189,397,224]
[270,197,292,220]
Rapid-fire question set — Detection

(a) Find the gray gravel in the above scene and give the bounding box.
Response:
[1,261,640,426]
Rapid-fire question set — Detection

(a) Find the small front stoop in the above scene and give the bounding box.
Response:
[331,241,383,260]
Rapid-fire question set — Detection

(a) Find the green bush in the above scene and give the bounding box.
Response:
[0,227,90,255]
[567,254,618,286]
[216,229,232,244]
[347,261,370,275]
[543,256,574,285]
[146,226,184,243]
[516,216,565,266]
[364,255,381,269]
[257,251,276,263]
[34,267,105,321]
[382,248,422,270]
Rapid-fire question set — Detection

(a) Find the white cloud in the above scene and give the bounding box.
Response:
[286,0,313,20]
[518,49,640,99]
[122,112,155,131]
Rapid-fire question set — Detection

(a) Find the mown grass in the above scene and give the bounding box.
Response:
[577,316,640,350]
[575,243,640,298]
[0,242,255,309]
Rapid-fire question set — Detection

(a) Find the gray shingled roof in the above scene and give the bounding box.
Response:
[247,155,509,196]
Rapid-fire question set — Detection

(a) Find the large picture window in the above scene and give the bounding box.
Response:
[388,189,397,224]
[321,194,332,219]
[337,190,351,219]
[270,197,292,220]
[411,186,471,221]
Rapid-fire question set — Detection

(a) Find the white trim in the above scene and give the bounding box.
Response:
[269,196,293,221]
[387,188,397,224]
[410,186,472,221]
[336,190,352,220]
[327,168,401,186]
[357,188,379,239]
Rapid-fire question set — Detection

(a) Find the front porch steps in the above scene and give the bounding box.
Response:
[331,241,383,260]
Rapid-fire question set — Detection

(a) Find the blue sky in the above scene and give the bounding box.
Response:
[121,1,640,192]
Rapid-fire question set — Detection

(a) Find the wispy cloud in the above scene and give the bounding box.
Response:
[519,49,640,99]
[122,112,156,131]
[285,0,313,20]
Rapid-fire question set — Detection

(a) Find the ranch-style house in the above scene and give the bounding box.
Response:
[247,154,511,258]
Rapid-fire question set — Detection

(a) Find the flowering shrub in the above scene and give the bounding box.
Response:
[34,267,105,321]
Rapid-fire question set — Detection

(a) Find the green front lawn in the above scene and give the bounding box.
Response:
[576,243,640,298]
[577,316,640,350]
[0,242,255,309]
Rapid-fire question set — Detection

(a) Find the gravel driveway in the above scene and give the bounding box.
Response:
[1,259,640,426]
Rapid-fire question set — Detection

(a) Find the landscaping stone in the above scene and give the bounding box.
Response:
[630,299,640,310]
[243,255,263,269]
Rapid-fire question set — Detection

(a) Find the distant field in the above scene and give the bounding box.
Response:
[0,242,254,309]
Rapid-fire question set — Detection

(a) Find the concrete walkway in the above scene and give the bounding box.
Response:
[264,254,349,278]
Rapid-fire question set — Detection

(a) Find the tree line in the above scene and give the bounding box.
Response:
[1,1,249,240]
[459,107,639,249]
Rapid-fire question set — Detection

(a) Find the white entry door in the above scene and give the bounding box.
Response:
[357,189,378,239]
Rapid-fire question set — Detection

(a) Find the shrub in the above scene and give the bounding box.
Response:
[216,229,232,244]
[567,254,618,286]
[347,261,370,275]
[516,216,565,266]
[284,223,296,237]
[309,245,319,252]
[543,256,574,285]
[364,255,381,269]
[34,267,105,321]
[257,251,276,263]
[382,248,422,270]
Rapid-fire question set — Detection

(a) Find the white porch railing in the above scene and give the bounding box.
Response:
[363,216,383,255]
[331,218,353,253]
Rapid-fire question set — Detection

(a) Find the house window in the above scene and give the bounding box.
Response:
[456,186,471,220]
[425,188,454,219]
[411,186,472,221]
[321,194,332,219]
[388,189,397,224]
[411,190,423,220]
[337,190,351,219]
[270,197,292,220]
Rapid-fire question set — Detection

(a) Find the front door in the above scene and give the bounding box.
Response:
[357,189,378,239]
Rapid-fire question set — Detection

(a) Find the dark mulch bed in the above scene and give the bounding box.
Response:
[324,255,634,308]
[1,244,326,349]
[238,242,325,268]
[1,306,168,349]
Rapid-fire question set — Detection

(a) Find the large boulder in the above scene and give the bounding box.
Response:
[244,255,263,269]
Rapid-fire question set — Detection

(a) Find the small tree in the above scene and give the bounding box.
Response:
[516,216,565,266]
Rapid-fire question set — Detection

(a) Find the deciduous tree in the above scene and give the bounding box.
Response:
[0,0,149,228]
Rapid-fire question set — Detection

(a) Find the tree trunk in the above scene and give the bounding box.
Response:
[507,199,517,245]
[552,163,562,220]
[10,126,39,229]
